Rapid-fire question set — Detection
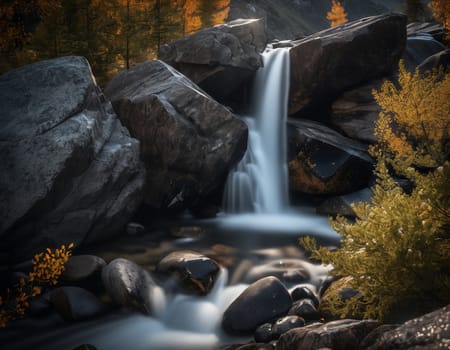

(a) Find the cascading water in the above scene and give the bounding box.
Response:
[224,48,290,213]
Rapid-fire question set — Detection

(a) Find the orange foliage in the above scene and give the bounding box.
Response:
[0,243,73,328]
[327,0,348,27]
[184,0,230,34]
[429,0,450,40]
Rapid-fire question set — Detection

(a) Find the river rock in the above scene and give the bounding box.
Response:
[288,119,373,195]
[159,18,266,102]
[72,345,97,350]
[101,258,158,315]
[290,286,319,307]
[272,315,306,339]
[288,299,320,320]
[276,319,380,350]
[156,250,220,295]
[329,79,384,144]
[317,188,373,217]
[222,276,293,334]
[243,259,310,285]
[403,34,446,71]
[62,255,106,283]
[0,56,145,262]
[288,13,407,115]
[105,60,247,210]
[50,286,105,321]
[366,305,450,350]
[255,323,274,343]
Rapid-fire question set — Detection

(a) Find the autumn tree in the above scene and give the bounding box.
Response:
[327,0,348,27]
[301,63,450,322]
[429,0,450,41]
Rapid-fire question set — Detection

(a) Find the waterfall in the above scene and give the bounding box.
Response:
[224,48,291,213]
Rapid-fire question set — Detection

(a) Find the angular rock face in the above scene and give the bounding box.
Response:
[156,251,221,295]
[330,79,384,144]
[159,18,266,102]
[288,14,407,115]
[276,319,380,350]
[0,56,145,262]
[105,60,247,210]
[222,276,292,334]
[288,119,373,195]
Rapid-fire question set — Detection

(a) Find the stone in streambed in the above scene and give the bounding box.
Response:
[272,315,306,339]
[102,258,159,315]
[62,255,106,283]
[50,286,106,321]
[288,299,320,320]
[105,60,247,211]
[290,286,319,308]
[156,250,220,295]
[243,259,310,285]
[222,276,292,334]
[317,188,373,217]
[255,323,274,343]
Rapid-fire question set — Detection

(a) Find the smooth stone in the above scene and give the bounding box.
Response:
[243,259,310,286]
[317,188,373,217]
[72,345,97,350]
[62,255,106,283]
[272,315,306,339]
[403,34,446,71]
[156,250,220,295]
[254,323,274,343]
[288,299,320,320]
[102,258,158,315]
[290,286,319,307]
[222,276,293,334]
[126,222,146,236]
[50,286,105,322]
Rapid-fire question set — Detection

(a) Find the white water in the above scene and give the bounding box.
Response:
[220,47,339,241]
[224,48,290,213]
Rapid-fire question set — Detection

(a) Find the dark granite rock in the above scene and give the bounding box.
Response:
[288,119,373,195]
[243,259,310,286]
[276,319,380,350]
[403,34,445,72]
[105,60,247,211]
[317,188,373,217]
[290,286,319,308]
[0,56,145,262]
[255,323,274,343]
[50,286,105,321]
[288,299,320,321]
[159,18,266,102]
[288,14,407,115]
[272,315,306,339]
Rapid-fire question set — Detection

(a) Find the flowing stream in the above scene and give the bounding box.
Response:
[3,48,339,350]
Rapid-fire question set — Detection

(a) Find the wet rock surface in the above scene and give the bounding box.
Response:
[317,188,373,217]
[50,286,105,321]
[276,319,380,350]
[403,34,446,71]
[156,250,220,295]
[242,259,310,285]
[288,119,373,195]
[160,18,266,102]
[222,276,293,334]
[0,56,145,262]
[366,305,450,350]
[105,60,247,211]
[101,258,158,315]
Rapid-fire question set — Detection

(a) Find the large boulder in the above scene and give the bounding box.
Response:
[288,119,373,195]
[0,56,145,262]
[105,60,247,210]
[288,13,407,115]
[159,18,266,103]
[222,276,292,335]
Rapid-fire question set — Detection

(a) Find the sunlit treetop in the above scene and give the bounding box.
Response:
[326,0,348,27]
